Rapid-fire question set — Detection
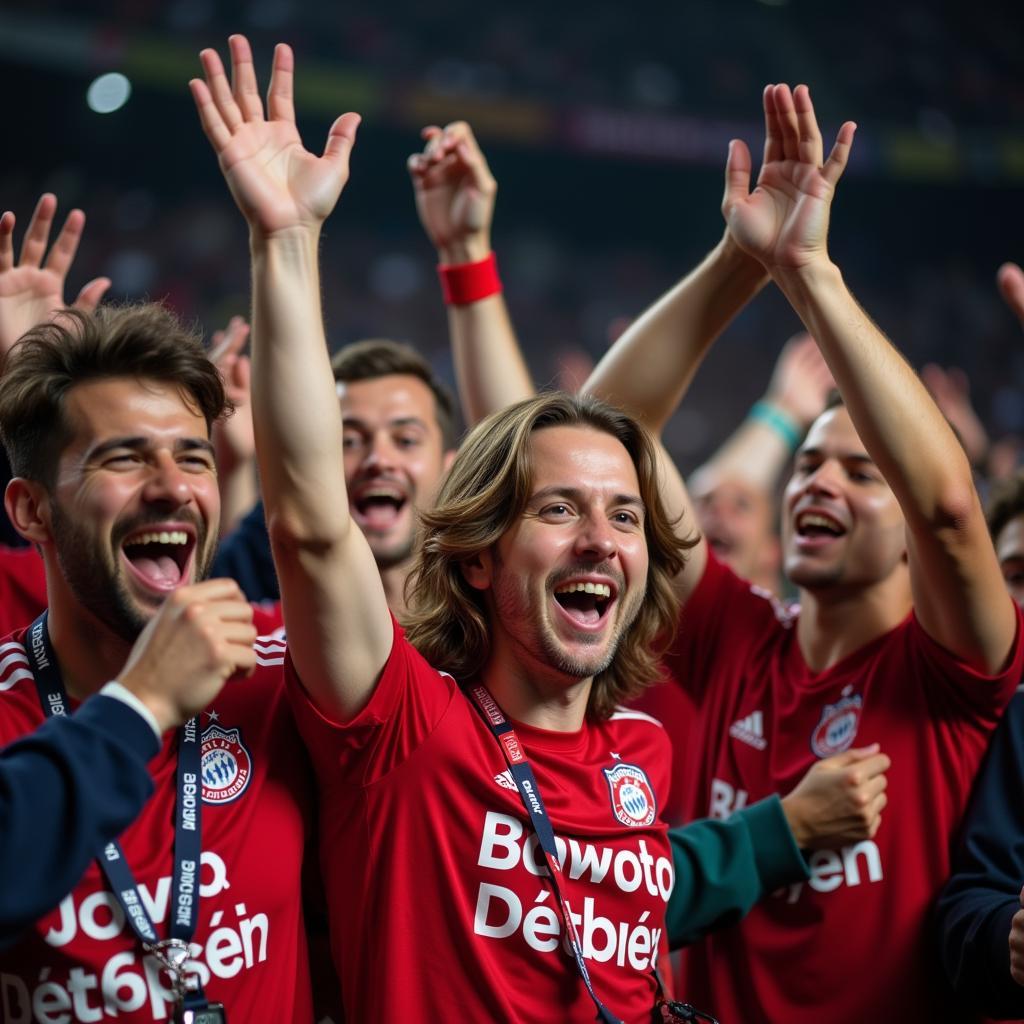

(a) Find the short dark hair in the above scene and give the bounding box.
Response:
[331,339,457,450]
[987,472,1024,544]
[0,303,228,487]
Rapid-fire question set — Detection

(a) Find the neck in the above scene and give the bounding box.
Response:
[43,582,134,702]
[379,562,411,623]
[796,573,912,673]
[479,655,591,732]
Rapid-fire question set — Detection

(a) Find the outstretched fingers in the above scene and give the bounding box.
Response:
[792,84,824,167]
[823,121,857,188]
[998,263,1024,325]
[43,208,86,277]
[19,193,57,268]
[199,46,244,134]
[189,77,232,151]
[771,84,801,163]
[229,34,264,122]
[762,84,784,165]
[266,42,295,123]
[73,277,112,313]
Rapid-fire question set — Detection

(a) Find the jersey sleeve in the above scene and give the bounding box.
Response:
[934,691,1024,1019]
[284,615,458,787]
[665,551,790,701]
[910,600,1024,728]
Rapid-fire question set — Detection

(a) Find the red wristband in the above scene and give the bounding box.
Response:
[437,252,502,306]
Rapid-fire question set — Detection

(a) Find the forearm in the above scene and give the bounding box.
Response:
[772,260,973,521]
[448,293,534,426]
[665,795,807,949]
[217,460,259,537]
[584,235,767,433]
[250,230,350,542]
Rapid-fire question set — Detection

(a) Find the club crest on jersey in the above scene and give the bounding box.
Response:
[200,724,252,804]
[603,763,657,828]
[810,694,862,758]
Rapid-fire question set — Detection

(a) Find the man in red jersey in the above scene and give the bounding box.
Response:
[583,84,1024,1023]
[190,35,747,1022]
[0,302,315,1022]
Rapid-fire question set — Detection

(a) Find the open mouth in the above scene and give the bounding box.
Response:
[121,527,196,591]
[706,532,734,556]
[351,486,408,533]
[552,580,615,628]
[795,510,846,540]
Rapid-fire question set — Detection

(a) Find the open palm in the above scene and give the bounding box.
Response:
[723,84,855,271]
[0,195,110,356]
[190,37,360,236]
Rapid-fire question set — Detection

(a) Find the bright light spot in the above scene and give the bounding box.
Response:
[87,73,132,114]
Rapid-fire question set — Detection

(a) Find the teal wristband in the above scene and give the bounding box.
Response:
[749,401,802,450]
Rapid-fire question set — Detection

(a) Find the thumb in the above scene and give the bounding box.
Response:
[723,139,752,213]
[825,742,881,768]
[323,112,362,168]
[72,277,112,313]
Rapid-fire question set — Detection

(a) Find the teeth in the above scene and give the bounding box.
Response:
[360,489,403,501]
[125,530,190,547]
[554,582,612,598]
[798,513,842,532]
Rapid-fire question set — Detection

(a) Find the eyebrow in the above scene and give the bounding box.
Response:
[343,416,431,432]
[529,485,645,511]
[86,436,216,460]
[796,446,876,466]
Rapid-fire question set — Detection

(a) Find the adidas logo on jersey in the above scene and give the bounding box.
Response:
[494,769,518,792]
[729,710,767,750]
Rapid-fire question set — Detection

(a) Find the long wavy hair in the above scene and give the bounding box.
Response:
[403,392,696,719]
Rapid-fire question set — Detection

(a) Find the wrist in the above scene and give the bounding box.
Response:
[103,679,172,737]
[770,257,843,298]
[438,237,492,266]
[780,794,810,848]
[749,399,802,451]
[714,231,770,284]
[437,252,502,307]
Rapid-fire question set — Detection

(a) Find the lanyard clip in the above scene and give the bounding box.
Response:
[659,1002,719,1024]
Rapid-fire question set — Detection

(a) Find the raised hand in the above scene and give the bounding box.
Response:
[781,743,889,849]
[723,84,856,272]
[117,579,257,733]
[408,121,497,264]
[189,35,360,236]
[764,332,836,429]
[0,194,111,357]
[998,263,1024,328]
[210,315,254,472]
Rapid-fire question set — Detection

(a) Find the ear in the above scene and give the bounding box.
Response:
[460,548,493,591]
[5,478,53,546]
[442,448,457,474]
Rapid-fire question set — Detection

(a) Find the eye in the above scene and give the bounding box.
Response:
[394,433,423,450]
[612,509,641,527]
[103,452,142,468]
[540,503,574,519]
[342,433,364,452]
[180,453,215,471]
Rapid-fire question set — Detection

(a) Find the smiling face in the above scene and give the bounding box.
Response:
[477,425,649,684]
[44,376,219,640]
[341,374,450,570]
[693,473,778,585]
[782,405,906,592]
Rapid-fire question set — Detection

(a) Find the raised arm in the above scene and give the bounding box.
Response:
[191,36,391,718]
[0,194,110,359]
[408,121,533,425]
[724,83,1014,672]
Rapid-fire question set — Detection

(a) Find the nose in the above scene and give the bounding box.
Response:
[141,451,193,507]
[360,432,399,473]
[573,514,618,561]
[803,458,844,498]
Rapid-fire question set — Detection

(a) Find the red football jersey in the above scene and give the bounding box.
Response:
[0,629,316,1023]
[0,547,47,637]
[287,619,675,1023]
[664,554,1024,1024]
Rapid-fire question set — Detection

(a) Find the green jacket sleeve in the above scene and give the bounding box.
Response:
[666,795,809,949]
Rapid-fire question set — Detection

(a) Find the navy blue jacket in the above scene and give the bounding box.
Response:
[211,499,279,604]
[0,695,159,948]
[936,689,1024,1018]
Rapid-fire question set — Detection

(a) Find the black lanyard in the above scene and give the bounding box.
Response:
[27,611,213,1014]
[466,683,625,1024]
